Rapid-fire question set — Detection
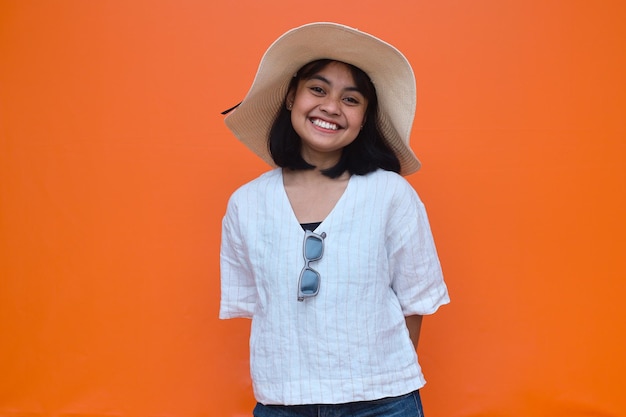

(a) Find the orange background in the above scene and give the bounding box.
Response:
[1,1,625,416]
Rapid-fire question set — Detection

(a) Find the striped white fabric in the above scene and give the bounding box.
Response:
[220,168,449,405]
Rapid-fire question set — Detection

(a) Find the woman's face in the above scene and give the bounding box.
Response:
[287,61,368,166]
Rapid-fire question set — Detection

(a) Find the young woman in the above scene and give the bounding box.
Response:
[220,22,450,417]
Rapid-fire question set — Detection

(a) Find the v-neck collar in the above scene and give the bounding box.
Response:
[277,169,354,233]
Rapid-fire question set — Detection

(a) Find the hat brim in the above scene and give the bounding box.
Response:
[224,22,421,175]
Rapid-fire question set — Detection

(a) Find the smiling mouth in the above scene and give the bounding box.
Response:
[311,118,340,131]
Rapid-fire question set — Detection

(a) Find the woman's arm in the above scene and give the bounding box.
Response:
[405,315,423,350]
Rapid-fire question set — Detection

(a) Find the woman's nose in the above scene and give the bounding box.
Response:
[319,95,341,115]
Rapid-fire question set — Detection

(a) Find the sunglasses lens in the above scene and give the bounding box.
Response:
[304,236,323,260]
[300,268,320,295]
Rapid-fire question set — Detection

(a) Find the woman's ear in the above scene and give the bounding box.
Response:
[286,91,295,111]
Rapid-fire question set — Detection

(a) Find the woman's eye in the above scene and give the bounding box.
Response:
[309,86,325,94]
[344,97,360,105]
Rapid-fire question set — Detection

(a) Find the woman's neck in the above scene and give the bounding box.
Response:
[283,167,349,185]
[282,168,350,224]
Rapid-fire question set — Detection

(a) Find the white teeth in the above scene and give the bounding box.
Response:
[311,118,338,130]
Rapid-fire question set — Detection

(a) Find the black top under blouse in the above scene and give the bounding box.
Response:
[300,222,321,232]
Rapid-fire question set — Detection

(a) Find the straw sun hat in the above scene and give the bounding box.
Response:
[222,22,421,175]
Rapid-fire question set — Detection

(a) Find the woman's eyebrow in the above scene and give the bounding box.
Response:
[309,74,361,93]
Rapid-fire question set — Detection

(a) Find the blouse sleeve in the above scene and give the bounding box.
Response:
[219,196,257,319]
[386,182,450,316]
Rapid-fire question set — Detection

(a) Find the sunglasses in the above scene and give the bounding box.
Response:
[297,230,327,301]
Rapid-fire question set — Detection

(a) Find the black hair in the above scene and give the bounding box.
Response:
[268,59,401,178]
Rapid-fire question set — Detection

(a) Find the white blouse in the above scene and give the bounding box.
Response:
[220,168,449,405]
